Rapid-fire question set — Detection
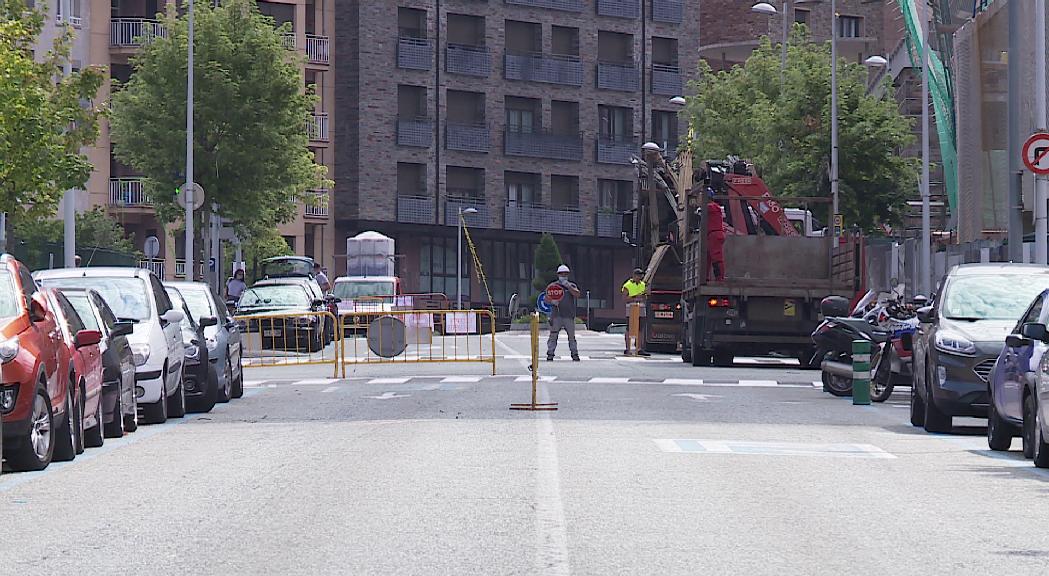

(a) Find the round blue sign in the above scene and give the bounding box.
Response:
[536,292,551,315]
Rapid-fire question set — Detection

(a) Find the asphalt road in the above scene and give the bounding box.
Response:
[3,331,1049,575]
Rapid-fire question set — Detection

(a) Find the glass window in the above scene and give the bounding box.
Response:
[91,293,119,331]
[839,16,861,38]
[332,280,397,299]
[1021,295,1047,327]
[64,293,100,332]
[943,275,1049,321]
[152,275,172,314]
[0,270,19,320]
[39,277,151,321]
[237,285,310,308]
[53,292,85,337]
[179,286,217,320]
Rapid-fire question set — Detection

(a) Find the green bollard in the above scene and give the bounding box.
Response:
[852,339,871,405]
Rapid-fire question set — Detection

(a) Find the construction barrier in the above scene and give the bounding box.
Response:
[511,312,557,411]
[338,309,496,376]
[337,293,451,333]
[235,310,341,376]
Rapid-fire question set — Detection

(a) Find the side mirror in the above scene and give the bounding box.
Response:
[112,321,134,338]
[1006,334,1031,348]
[29,298,48,323]
[1020,322,1049,343]
[74,329,102,348]
[912,295,929,307]
[161,309,184,324]
[916,306,934,324]
[199,316,219,328]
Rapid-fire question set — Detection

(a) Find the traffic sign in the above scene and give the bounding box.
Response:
[176,182,206,210]
[143,235,160,259]
[536,292,551,315]
[1023,132,1049,175]
[833,214,843,238]
[545,282,565,304]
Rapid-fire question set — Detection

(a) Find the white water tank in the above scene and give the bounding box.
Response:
[346,231,395,276]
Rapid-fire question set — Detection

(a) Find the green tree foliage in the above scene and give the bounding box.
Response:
[532,233,563,293]
[12,207,137,266]
[0,0,105,227]
[109,0,329,241]
[685,27,917,231]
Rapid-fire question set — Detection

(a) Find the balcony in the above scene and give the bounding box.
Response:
[651,0,683,23]
[445,197,492,228]
[446,44,490,77]
[504,52,583,87]
[282,32,296,50]
[109,178,152,207]
[597,0,639,18]
[398,37,433,70]
[397,117,433,148]
[651,64,682,95]
[306,34,330,65]
[174,260,206,280]
[111,19,167,47]
[305,190,329,218]
[596,211,627,238]
[504,0,583,11]
[596,137,637,164]
[504,130,583,161]
[139,260,165,278]
[504,203,583,235]
[307,113,329,142]
[597,62,639,92]
[397,195,435,224]
[446,123,490,153]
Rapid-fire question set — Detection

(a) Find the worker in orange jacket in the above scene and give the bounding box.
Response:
[706,188,726,282]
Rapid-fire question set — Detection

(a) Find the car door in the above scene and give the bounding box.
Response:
[215,292,242,372]
[1003,295,1046,420]
[150,275,182,389]
[21,268,62,391]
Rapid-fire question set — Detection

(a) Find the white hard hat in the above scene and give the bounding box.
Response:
[557,264,570,274]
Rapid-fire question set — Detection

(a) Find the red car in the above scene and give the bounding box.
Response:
[42,288,105,451]
[0,255,85,471]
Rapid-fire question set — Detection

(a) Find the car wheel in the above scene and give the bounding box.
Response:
[1024,393,1038,459]
[987,395,1014,451]
[53,386,78,462]
[923,361,952,433]
[125,390,139,433]
[167,373,187,418]
[84,392,105,448]
[909,379,926,427]
[104,391,126,438]
[6,388,55,472]
[217,357,232,403]
[1026,394,1049,468]
[231,360,244,399]
[141,368,168,425]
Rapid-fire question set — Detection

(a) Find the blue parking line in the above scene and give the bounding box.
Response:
[0,387,262,494]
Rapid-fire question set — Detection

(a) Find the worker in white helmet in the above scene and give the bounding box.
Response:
[547,264,581,361]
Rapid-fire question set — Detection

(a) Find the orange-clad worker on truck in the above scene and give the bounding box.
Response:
[706,187,726,282]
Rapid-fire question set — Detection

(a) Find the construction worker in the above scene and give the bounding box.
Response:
[547,264,581,361]
[621,268,651,356]
[706,187,727,281]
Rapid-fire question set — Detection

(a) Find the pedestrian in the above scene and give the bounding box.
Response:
[74,255,81,268]
[621,268,651,356]
[547,264,581,362]
[226,268,247,301]
[706,188,727,282]
[313,262,331,293]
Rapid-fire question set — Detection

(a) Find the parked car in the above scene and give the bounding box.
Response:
[60,288,138,437]
[165,281,244,400]
[912,264,1049,433]
[165,286,219,413]
[0,255,73,471]
[252,277,336,342]
[35,268,186,424]
[42,288,105,451]
[259,256,315,280]
[235,283,327,352]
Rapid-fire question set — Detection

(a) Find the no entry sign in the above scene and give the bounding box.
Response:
[545,282,565,304]
[1023,132,1049,175]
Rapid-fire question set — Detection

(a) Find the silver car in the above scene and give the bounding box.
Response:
[164,281,245,400]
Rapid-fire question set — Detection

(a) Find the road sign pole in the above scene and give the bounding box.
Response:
[1036,0,1048,265]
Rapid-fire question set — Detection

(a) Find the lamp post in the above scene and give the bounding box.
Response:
[62,0,75,267]
[457,206,478,309]
[185,0,195,281]
[752,1,822,83]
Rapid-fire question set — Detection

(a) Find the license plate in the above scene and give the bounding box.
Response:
[263,329,282,338]
[783,300,796,317]
[654,311,674,319]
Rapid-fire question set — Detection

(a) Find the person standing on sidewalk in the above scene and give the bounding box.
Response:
[621,268,651,356]
[547,264,581,361]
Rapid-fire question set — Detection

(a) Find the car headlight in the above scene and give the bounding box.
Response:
[935,330,976,356]
[130,343,151,367]
[294,316,318,327]
[205,336,218,352]
[0,337,19,364]
[185,344,200,361]
[0,385,18,413]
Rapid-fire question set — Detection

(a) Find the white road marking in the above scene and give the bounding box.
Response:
[516,376,556,382]
[243,380,266,388]
[736,380,780,387]
[589,377,631,383]
[294,378,339,386]
[672,393,721,402]
[662,378,704,386]
[364,391,411,400]
[441,376,481,383]
[321,386,340,393]
[534,383,571,576]
[654,439,896,459]
[367,377,410,384]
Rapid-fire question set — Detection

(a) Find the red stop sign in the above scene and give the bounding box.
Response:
[545,282,565,304]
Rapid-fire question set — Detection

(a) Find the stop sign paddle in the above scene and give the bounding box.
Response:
[545,282,565,305]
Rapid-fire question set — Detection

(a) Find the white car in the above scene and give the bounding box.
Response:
[34,267,186,424]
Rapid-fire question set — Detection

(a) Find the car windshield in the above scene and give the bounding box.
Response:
[261,258,312,278]
[63,293,100,332]
[178,286,216,319]
[942,274,1049,320]
[332,281,395,300]
[0,270,19,320]
[40,277,151,321]
[239,285,309,308]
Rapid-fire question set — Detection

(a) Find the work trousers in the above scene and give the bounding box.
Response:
[547,315,578,357]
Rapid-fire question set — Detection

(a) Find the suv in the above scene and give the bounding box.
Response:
[35,268,186,425]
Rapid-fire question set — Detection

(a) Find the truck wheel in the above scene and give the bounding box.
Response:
[691,346,711,367]
[713,349,734,367]
[681,343,692,364]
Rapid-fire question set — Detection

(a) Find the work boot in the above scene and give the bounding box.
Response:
[572,355,580,362]
[547,354,554,361]
[637,350,652,357]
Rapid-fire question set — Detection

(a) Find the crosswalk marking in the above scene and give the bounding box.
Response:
[515,375,557,382]
[244,376,834,389]
[736,380,780,387]
[589,377,631,383]
[321,386,340,393]
[367,377,410,384]
[663,378,704,386]
[295,378,339,386]
[441,376,481,383]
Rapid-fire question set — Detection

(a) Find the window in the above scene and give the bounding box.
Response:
[599,105,632,141]
[446,166,484,199]
[651,110,678,153]
[151,275,173,314]
[838,16,861,39]
[447,90,485,124]
[447,13,484,46]
[597,31,633,64]
[598,180,633,212]
[794,8,808,24]
[1022,296,1046,326]
[55,293,86,336]
[419,238,466,299]
[505,20,540,53]
[506,171,540,205]
[505,97,539,133]
[551,26,579,57]
[397,162,426,196]
[398,7,427,38]
[651,37,678,67]
[550,175,579,209]
[398,85,427,119]
[479,239,533,306]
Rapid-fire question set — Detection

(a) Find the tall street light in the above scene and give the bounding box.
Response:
[185,0,195,281]
[752,0,822,82]
[457,206,478,309]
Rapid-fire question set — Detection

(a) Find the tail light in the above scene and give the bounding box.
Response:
[707,297,732,308]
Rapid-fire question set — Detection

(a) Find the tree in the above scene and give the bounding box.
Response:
[0,0,105,235]
[11,207,137,267]
[532,233,564,294]
[109,0,329,242]
[684,26,917,231]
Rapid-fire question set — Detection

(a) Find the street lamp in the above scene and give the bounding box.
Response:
[457,206,478,310]
[641,142,662,152]
[668,96,687,107]
[185,0,196,282]
[864,55,888,67]
[752,0,823,81]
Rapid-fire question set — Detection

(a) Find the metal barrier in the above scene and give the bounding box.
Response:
[235,310,340,376]
[338,309,496,376]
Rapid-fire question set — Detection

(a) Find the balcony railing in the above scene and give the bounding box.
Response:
[596,137,637,164]
[597,0,639,18]
[504,52,583,86]
[109,178,152,207]
[282,32,296,50]
[504,0,583,11]
[446,198,491,228]
[446,44,490,77]
[174,260,206,280]
[651,64,682,95]
[397,117,433,148]
[596,211,627,238]
[307,113,329,142]
[306,34,330,65]
[139,260,165,278]
[305,191,329,218]
[398,37,433,70]
[446,123,490,153]
[597,62,640,91]
[397,195,435,224]
[504,129,583,161]
[651,0,683,23]
[504,203,583,235]
[111,19,167,47]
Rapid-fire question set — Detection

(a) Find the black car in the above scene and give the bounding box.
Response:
[59,288,138,437]
[235,283,328,352]
[165,287,219,413]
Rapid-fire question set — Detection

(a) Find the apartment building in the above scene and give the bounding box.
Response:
[46,0,334,279]
[334,0,699,320]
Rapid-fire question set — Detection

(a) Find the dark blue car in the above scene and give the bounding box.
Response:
[988,288,1049,455]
